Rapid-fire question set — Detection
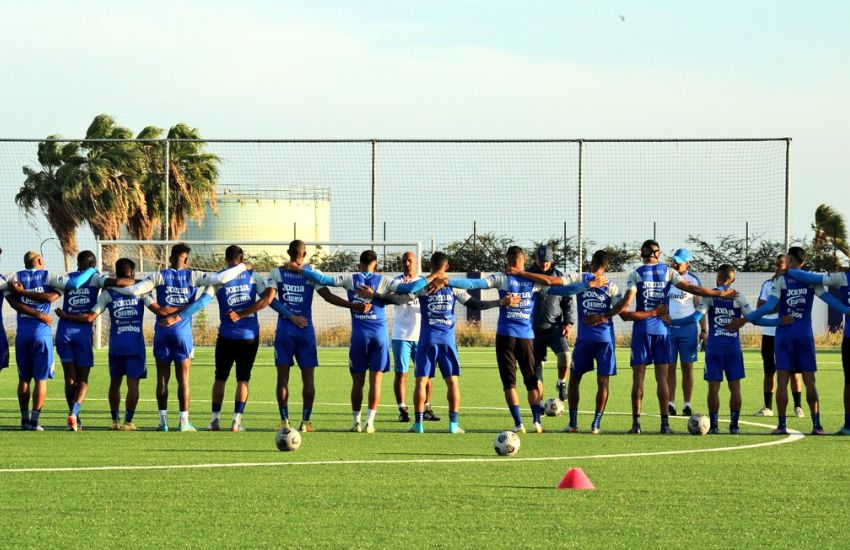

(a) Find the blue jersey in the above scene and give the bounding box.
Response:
[214,269,262,340]
[770,274,818,340]
[701,291,752,354]
[416,287,471,345]
[483,272,578,339]
[95,289,152,356]
[268,266,320,336]
[57,270,101,338]
[823,272,850,338]
[331,272,394,338]
[626,264,682,336]
[576,273,620,343]
[12,269,54,333]
[154,269,197,334]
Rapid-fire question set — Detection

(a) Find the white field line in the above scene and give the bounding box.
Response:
[0,419,803,474]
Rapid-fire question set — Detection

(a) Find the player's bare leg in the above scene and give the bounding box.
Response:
[727,379,742,433]
[125,378,141,430]
[276,363,291,427]
[365,371,383,432]
[774,370,791,434]
[790,372,805,417]
[174,358,194,430]
[565,372,582,432]
[61,361,77,412]
[30,380,47,430]
[108,376,122,430]
[155,360,171,430]
[445,375,463,433]
[802,372,823,434]
[17,380,31,429]
[209,377,227,430]
[394,371,407,413]
[655,363,672,433]
[409,376,428,433]
[423,378,440,421]
[707,380,721,433]
[630,365,647,433]
[591,375,610,433]
[556,351,570,401]
[350,372,366,432]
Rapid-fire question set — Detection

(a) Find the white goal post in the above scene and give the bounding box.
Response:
[94,239,423,349]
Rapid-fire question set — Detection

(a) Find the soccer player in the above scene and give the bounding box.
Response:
[664,248,705,418]
[428,245,600,433]
[56,258,164,431]
[666,265,788,434]
[529,245,575,403]
[266,240,369,432]
[744,247,850,435]
[161,245,273,433]
[565,250,627,434]
[381,251,513,434]
[780,263,850,434]
[754,254,805,418]
[113,243,251,432]
[289,249,399,433]
[617,240,737,434]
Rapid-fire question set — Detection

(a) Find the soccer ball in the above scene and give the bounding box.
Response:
[275,427,302,451]
[687,414,711,435]
[493,430,521,457]
[544,398,565,417]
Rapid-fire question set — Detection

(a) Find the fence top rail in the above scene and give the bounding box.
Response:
[0,137,792,144]
[98,240,423,247]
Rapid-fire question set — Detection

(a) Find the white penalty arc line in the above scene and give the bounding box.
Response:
[0,421,803,474]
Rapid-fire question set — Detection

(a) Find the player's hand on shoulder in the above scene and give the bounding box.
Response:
[587,275,607,288]
[355,284,375,298]
[243,262,253,271]
[718,288,739,299]
[10,280,24,293]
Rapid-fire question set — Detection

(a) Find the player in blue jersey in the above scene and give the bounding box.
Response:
[114,243,250,432]
[664,248,707,418]
[666,265,789,434]
[264,240,368,432]
[427,245,602,433]
[743,247,850,435]
[774,258,850,434]
[4,251,98,430]
[618,240,738,434]
[564,250,629,434]
[377,251,512,434]
[56,258,164,431]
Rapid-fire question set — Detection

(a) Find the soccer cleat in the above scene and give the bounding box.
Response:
[208,418,221,431]
[660,425,674,435]
[156,423,170,432]
[836,426,850,436]
[178,423,197,432]
[20,421,29,431]
[563,425,579,433]
[299,421,315,433]
[423,408,441,422]
[76,416,83,431]
[31,424,44,432]
[365,423,377,434]
[590,427,601,435]
[556,380,568,402]
[682,405,693,417]
[754,406,774,417]
[729,426,740,435]
[708,427,720,435]
[532,422,544,433]
[230,419,244,433]
[67,415,78,432]
[109,421,122,431]
[350,422,362,433]
[448,422,465,434]
[398,407,410,423]
[794,406,805,418]
[512,424,526,434]
[408,422,424,433]
[771,427,788,435]
[667,404,677,416]
[122,422,138,432]
[811,426,826,436]
[277,419,291,431]
[628,424,641,435]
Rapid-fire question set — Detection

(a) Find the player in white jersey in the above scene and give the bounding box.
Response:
[664,248,707,418]
[754,254,805,418]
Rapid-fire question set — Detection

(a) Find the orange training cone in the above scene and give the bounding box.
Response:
[556,467,595,490]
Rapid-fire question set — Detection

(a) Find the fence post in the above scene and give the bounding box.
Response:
[95,239,102,349]
[577,140,584,271]
[371,139,377,246]
[784,138,791,251]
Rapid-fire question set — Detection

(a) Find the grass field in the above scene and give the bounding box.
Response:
[0,346,847,548]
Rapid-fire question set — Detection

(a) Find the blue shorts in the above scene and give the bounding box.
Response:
[16,325,55,381]
[109,354,147,379]
[668,323,698,364]
[704,350,745,382]
[775,336,817,373]
[392,340,417,374]
[153,330,194,363]
[630,332,671,367]
[349,333,390,374]
[56,329,94,368]
[414,343,461,379]
[274,329,319,369]
[572,340,616,377]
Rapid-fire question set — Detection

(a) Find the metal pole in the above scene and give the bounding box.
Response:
[383,221,387,270]
[163,139,170,265]
[95,239,102,349]
[371,140,377,246]
[293,222,297,239]
[577,140,584,271]
[653,221,657,242]
[784,138,791,251]
[563,221,568,272]
[473,221,477,271]
[745,221,749,270]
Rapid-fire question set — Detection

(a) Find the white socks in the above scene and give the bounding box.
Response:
[366,409,377,426]
[159,410,168,424]
[352,410,362,424]
[179,411,189,425]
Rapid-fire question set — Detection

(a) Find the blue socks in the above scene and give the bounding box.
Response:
[845,414,850,429]
[71,402,81,417]
[632,414,640,427]
[709,412,719,429]
[591,411,603,430]
[302,408,312,421]
[234,401,246,414]
[280,407,288,421]
[20,409,29,423]
[778,416,787,430]
[415,411,425,423]
[509,405,522,426]
[569,408,578,428]
[531,404,542,424]
[449,411,458,424]
[110,409,119,422]
[812,412,821,429]
[30,410,41,426]
[124,410,135,423]
[730,410,740,428]
[661,414,670,428]
[212,402,222,414]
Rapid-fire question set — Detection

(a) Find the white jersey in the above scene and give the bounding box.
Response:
[758,278,779,337]
[390,274,422,342]
[667,271,701,320]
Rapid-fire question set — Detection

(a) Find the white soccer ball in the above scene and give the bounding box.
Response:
[276,427,302,451]
[544,398,565,417]
[493,430,521,457]
[687,414,711,436]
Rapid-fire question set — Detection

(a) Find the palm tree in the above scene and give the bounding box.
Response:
[164,124,220,240]
[811,204,849,270]
[127,125,166,241]
[16,137,85,271]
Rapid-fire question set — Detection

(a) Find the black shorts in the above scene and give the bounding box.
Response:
[215,336,259,382]
[496,335,538,391]
[843,338,850,385]
[761,335,776,375]
[533,327,570,364]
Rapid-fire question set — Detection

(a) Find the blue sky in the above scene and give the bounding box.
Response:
[1,0,848,239]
